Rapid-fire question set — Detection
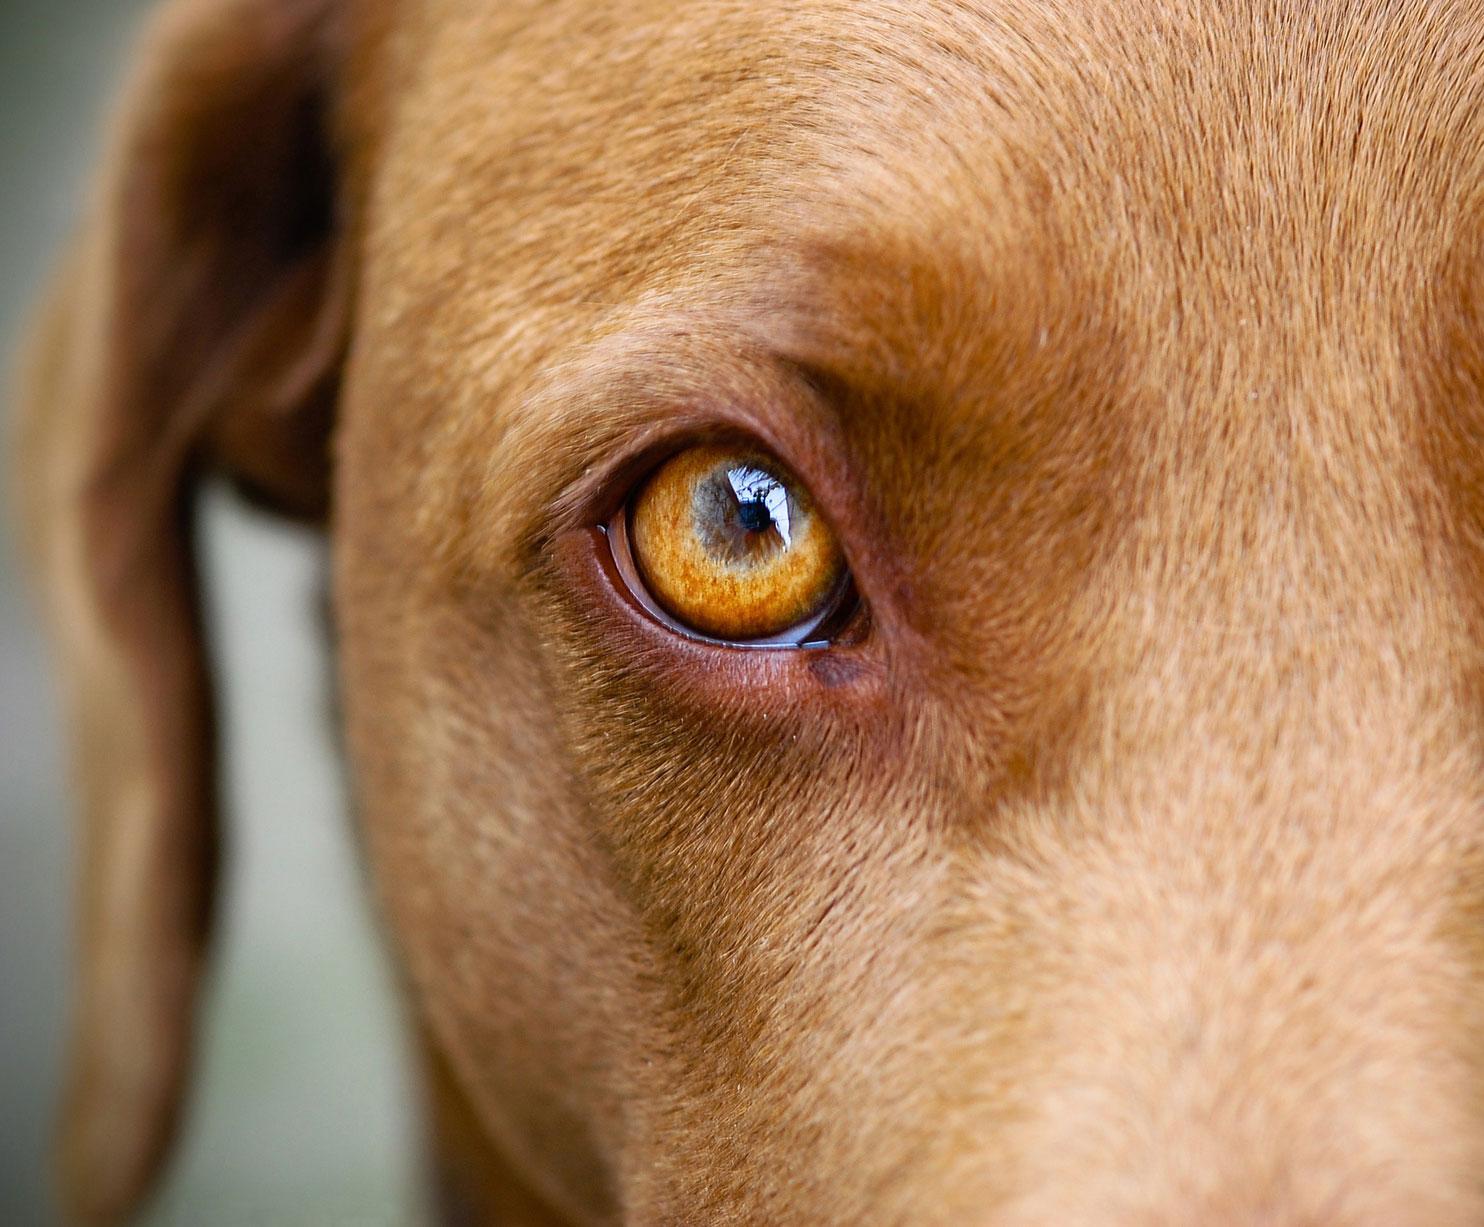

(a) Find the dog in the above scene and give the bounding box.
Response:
[15,0,1484,1222]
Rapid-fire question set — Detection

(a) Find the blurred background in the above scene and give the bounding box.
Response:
[0,2,420,1224]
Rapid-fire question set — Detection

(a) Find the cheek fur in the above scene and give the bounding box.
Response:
[533,525,908,944]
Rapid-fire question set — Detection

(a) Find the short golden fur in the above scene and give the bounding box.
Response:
[15,0,1484,1223]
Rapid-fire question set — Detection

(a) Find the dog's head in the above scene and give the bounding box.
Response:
[17,0,1484,1223]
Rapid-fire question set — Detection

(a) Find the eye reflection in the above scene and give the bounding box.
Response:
[620,444,850,643]
[695,464,801,566]
[728,467,793,546]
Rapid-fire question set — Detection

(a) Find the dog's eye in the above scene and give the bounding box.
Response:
[609,444,854,645]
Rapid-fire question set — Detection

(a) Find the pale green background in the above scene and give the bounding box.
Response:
[1,2,420,1223]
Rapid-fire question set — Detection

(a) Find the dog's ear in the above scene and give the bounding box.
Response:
[12,0,349,1220]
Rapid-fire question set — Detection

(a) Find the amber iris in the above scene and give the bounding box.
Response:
[628,445,847,640]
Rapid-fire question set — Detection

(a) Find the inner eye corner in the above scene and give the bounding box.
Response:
[599,441,862,650]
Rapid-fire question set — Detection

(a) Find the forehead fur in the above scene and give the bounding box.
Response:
[358,0,1484,319]
[349,0,1484,513]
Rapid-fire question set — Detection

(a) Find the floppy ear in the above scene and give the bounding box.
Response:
[11,0,349,1220]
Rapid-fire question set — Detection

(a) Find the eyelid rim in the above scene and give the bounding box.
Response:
[534,342,846,548]
[600,506,859,650]
[547,417,794,540]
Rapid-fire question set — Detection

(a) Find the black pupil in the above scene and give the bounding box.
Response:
[737,498,773,533]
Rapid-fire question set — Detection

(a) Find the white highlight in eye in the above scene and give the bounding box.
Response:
[726,466,792,547]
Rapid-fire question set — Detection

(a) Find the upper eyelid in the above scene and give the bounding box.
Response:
[533,362,842,546]
[554,417,758,530]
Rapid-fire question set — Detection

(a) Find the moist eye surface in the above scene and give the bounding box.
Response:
[628,444,847,641]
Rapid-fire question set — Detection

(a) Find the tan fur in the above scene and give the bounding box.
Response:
[14,0,1484,1223]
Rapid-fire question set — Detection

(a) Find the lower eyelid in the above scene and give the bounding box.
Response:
[555,526,882,719]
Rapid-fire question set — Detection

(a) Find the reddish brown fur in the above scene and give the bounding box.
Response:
[15,1,1484,1224]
